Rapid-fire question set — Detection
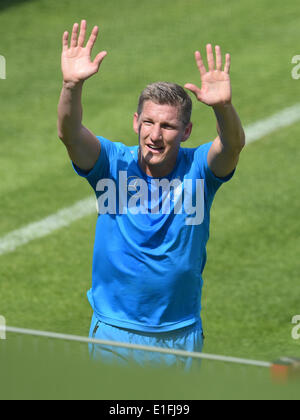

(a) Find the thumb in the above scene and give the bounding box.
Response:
[184,83,201,100]
[93,51,108,71]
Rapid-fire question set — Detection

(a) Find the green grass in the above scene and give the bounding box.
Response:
[203,123,300,361]
[0,0,300,398]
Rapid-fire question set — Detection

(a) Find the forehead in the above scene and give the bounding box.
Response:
[140,100,181,123]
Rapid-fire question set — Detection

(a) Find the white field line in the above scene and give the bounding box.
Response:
[245,103,300,144]
[2,325,272,368]
[0,197,96,256]
[0,103,300,256]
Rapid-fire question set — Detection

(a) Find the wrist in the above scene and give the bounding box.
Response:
[212,101,233,112]
[62,80,84,90]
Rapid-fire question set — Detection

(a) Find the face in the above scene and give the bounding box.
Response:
[133,100,192,177]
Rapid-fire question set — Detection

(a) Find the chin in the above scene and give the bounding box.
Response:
[142,148,163,161]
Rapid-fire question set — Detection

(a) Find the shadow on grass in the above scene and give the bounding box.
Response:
[0,0,36,12]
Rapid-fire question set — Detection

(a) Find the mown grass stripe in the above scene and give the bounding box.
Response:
[0,197,95,255]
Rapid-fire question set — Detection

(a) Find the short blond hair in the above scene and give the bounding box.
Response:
[137,82,192,127]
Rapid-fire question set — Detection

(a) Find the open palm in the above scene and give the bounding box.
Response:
[61,20,107,84]
[185,44,232,107]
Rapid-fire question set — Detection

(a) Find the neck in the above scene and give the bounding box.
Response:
[138,148,179,178]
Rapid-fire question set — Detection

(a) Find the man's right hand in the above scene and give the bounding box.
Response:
[58,20,105,171]
[61,20,107,86]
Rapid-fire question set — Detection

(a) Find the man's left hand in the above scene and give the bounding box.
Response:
[185,44,232,108]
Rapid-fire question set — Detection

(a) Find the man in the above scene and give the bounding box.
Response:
[57,20,245,370]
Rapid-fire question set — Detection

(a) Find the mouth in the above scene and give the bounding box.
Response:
[146,144,165,154]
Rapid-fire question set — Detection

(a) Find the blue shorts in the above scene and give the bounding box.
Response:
[88,313,204,371]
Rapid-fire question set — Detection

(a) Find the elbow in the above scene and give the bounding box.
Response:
[57,120,64,141]
[58,130,71,146]
[239,128,246,151]
[57,122,69,144]
[219,128,246,156]
[57,120,82,145]
[57,130,64,141]
[233,127,246,154]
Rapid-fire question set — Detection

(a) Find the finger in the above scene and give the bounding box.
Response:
[86,26,99,54]
[215,45,222,71]
[184,83,202,100]
[62,31,69,52]
[206,44,215,72]
[77,20,87,47]
[93,51,108,70]
[70,22,79,48]
[195,51,206,77]
[224,53,231,74]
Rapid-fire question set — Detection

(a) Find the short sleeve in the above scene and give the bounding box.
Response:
[72,136,118,190]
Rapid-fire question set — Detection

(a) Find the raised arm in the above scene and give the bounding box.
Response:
[185,45,245,178]
[57,20,107,171]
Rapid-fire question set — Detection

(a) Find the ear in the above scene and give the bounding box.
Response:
[133,112,139,135]
[181,122,193,143]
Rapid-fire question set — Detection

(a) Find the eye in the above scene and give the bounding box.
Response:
[143,120,153,126]
[162,124,175,130]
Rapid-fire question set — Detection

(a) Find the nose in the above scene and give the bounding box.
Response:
[150,124,163,142]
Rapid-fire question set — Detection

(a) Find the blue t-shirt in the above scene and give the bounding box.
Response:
[73,137,234,332]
